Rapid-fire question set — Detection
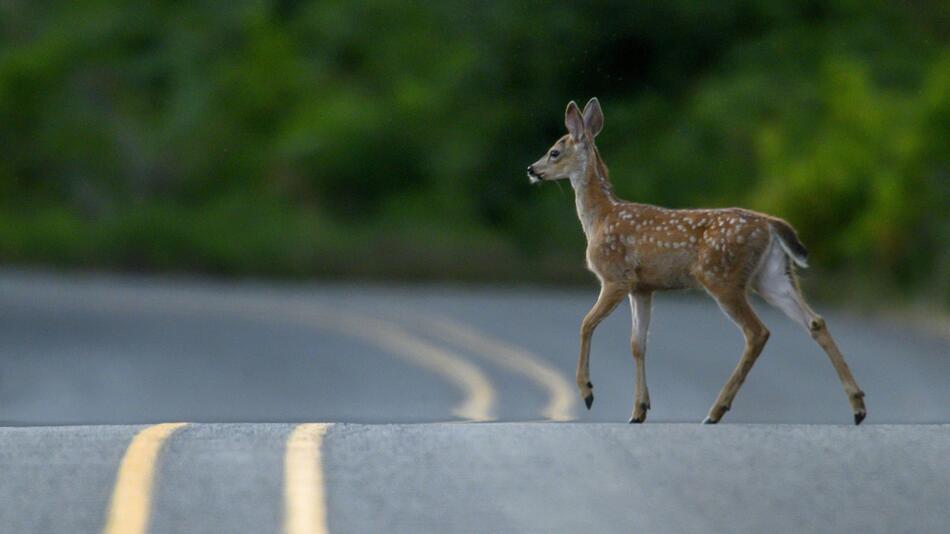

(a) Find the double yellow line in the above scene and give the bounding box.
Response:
[401,313,575,422]
[99,307,575,534]
[17,279,576,423]
[45,281,576,533]
[102,422,335,534]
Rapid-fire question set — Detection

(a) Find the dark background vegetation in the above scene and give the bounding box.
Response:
[1,1,948,307]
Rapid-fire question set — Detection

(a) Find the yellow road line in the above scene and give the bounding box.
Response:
[408,314,576,421]
[102,422,188,534]
[284,423,332,534]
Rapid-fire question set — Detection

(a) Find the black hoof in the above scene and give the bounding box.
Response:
[629,416,644,424]
[584,394,594,410]
[702,416,717,424]
[854,412,866,426]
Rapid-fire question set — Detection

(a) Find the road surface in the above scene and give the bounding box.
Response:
[0,270,948,533]
[0,423,947,533]
[1,270,947,425]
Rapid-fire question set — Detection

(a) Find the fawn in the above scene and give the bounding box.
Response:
[527,98,867,424]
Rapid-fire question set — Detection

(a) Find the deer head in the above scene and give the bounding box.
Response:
[527,97,604,184]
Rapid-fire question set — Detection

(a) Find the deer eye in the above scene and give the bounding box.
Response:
[549,150,560,159]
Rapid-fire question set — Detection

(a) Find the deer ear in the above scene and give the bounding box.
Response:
[583,97,604,137]
[565,101,585,141]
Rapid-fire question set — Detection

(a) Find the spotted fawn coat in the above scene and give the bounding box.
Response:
[527,98,866,424]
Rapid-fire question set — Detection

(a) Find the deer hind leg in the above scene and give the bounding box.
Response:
[577,282,627,410]
[628,290,653,423]
[703,290,770,424]
[754,246,867,424]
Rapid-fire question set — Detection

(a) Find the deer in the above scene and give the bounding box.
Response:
[526,98,867,425]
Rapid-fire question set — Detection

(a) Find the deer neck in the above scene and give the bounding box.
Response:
[570,146,616,239]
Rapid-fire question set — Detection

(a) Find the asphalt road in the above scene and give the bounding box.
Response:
[1,270,948,425]
[0,423,947,533]
[0,270,948,533]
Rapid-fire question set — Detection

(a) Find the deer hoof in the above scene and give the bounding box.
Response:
[584,394,594,410]
[702,416,718,425]
[629,402,650,424]
[854,411,866,426]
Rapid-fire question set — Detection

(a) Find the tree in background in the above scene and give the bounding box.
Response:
[0,1,947,306]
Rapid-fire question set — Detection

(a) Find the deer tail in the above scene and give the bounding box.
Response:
[768,218,809,268]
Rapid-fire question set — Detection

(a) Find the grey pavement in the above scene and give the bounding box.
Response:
[322,423,949,534]
[0,270,948,533]
[0,423,947,533]
[0,270,947,424]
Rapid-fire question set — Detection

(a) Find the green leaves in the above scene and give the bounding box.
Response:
[0,1,946,303]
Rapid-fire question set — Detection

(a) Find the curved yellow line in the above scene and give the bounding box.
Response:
[408,314,576,421]
[102,422,188,534]
[284,423,332,534]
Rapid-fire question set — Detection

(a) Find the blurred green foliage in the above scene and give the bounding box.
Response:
[1,1,948,305]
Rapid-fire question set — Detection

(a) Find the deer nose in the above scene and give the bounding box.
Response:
[527,165,535,175]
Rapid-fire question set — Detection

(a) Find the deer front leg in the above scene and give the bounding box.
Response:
[628,290,653,423]
[577,283,627,410]
[703,292,770,424]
